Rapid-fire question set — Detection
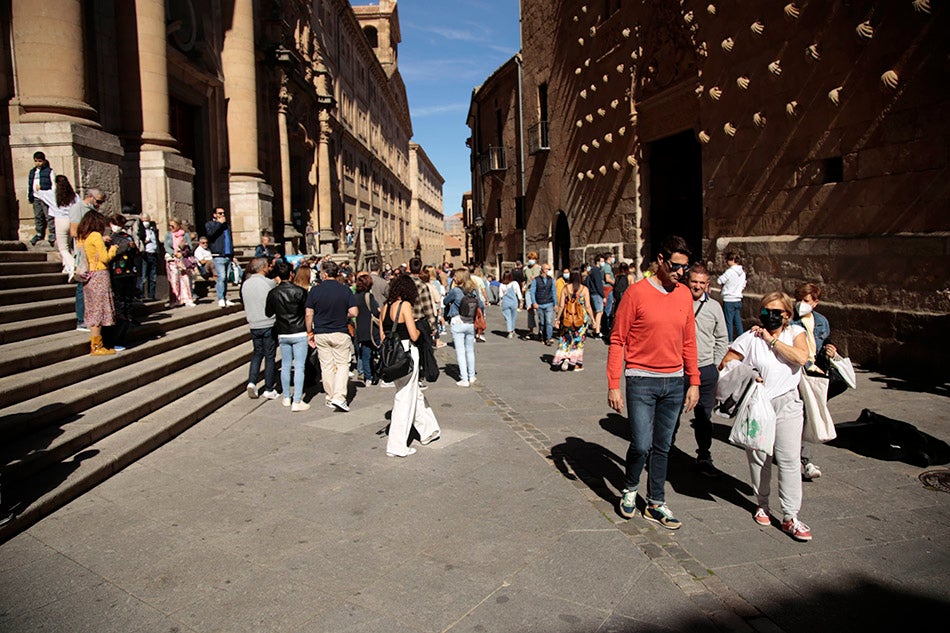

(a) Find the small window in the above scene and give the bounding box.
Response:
[363,26,378,48]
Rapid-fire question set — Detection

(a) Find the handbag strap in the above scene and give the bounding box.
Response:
[387,300,404,337]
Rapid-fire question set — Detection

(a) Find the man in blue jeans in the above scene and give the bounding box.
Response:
[607,235,700,530]
[527,262,556,345]
[241,258,278,399]
[205,207,236,307]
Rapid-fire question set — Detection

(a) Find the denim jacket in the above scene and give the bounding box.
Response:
[443,286,484,318]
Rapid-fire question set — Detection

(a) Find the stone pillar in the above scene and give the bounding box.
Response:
[277,81,300,253]
[9,0,124,239]
[222,0,272,246]
[314,114,336,254]
[114,0,193,231]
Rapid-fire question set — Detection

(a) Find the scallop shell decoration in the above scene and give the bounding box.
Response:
[684,11,694,24]
[622,28,631,38]
[708,86,723,100]
[784,3,800,19]
[578,37,585,46]
[585,114,594,123]
[584,58,591,67]
[695,84,704,97]
[581,144,589,153]
[750,21,765,36]
[856,21,874,39]
[881,70,899,89]
[586,170,595,180]
[611,99,620,109]
[580,89,588,99]
[626,155,637,166]
[612,162,621,171]
[786,100,799,117]
[618,127,626,136]
[574,67,582,75]
[753,112,767,128]
[768,60,782,76]
[592,139,601,148]
[590,84,597,92]
[723,122,737,136]
[806,44,821,60]
[590,26,597,37]
[698,130,711,144]
[616,64,625,73]
[597,108,606,117]
[604,133,613,143]
[581,5,587,13]
[577,172,585,181]
[575,120,583,128]
[707,4,716,15]
[912,0,931,14]
[721,37,735,52]
[573,15,579,23]
[736,76,750,90]
[598,165,608,176]
[828,86,842,105]
[603,74,609,83]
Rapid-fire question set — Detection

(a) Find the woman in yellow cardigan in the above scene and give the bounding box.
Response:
[77,210,118,355]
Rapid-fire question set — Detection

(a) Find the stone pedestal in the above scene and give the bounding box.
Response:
[9,122,123,239]
[131,150,196,230]
[229,180,274,247]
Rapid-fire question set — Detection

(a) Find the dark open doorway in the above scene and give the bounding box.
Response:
[647,130,703,261]
[553,211,571,270]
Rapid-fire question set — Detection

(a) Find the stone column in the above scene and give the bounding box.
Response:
[9,0,123,240]
[277,81,300,254]
[314,113,336,254]
[222,0,273,246]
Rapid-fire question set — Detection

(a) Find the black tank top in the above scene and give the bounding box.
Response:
[383,304,410,340]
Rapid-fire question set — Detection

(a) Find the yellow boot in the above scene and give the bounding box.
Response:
[90,335,115,356]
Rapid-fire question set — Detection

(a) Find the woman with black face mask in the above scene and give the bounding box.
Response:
[720,292,812,542]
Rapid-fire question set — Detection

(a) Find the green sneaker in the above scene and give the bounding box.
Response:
[619,489,637,518]
[642,503,682,530]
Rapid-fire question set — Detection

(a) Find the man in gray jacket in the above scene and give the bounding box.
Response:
[682,264,729,477]
[241,257,278,399]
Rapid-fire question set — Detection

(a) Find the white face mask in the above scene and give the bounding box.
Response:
[563,273,570,280]
[796,301,813,317]
[110,225,120,233]
[527,259,536,266]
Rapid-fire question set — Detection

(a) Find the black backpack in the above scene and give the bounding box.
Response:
[458,290,479,322]
[377,301,413,382]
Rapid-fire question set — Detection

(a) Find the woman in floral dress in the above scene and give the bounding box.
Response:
[553,268,591,371]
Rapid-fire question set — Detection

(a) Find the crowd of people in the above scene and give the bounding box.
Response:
[27,157,842,541]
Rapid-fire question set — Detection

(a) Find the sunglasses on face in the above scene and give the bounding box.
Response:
[760,308,786,319]
[667,261,689,273]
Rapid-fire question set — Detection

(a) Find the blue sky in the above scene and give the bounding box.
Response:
[394,0,521,218]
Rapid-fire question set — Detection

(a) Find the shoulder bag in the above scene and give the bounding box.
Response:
[377,301,413,382]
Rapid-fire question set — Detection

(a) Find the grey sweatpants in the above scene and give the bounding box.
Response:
[745,389,804,521]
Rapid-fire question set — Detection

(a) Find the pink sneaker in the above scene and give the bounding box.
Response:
[753,507,771,526]
[781,517,813,542]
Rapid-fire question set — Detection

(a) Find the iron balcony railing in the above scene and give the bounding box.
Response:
[478,146,507,175]
[528,121,550,154]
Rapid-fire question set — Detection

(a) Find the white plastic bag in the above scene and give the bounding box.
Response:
[829,354,857,389]
[729,382,777,455]
[800,373,837,443]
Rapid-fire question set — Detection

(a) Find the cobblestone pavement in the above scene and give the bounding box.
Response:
[1,305,948,632]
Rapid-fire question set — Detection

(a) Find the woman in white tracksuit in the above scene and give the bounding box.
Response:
[380,274,440,458]
[720,291,812,542]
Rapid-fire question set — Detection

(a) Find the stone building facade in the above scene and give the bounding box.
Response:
[2,0,442,266]
[408,143,445,266]
[467,0,949,376]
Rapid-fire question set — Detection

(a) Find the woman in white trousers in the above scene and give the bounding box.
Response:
[720,291,812,541]
[381,274,440,458]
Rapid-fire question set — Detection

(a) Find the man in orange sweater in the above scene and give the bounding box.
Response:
[607,235,700,529]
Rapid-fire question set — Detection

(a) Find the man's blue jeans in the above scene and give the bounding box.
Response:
[623,375,685,505]
[357,341,375,382]
[138,252,158,299]
[279,336,308,403]
[249,327,277,391]
[213,256,230,301]
[537,303,555,340]
[723,300,743,342]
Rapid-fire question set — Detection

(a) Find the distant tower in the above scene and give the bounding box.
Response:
[352,0,401,76]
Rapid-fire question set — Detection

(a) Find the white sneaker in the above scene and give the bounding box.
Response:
[456,379,470,387]
[261,389,279,400]
[379,381,395,388]
[184,301,196,308]
[224,299,236,307]
[291,401,311,412]
[282,397,291,407]
[218,299,226,308]
[246,383,259,399]
[803,462,822,479]
[469,377,477,384]
[330,398,349,412]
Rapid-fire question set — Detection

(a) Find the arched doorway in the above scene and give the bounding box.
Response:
[553,211,570,270]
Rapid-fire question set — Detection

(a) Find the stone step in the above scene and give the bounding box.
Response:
[0,322,251,444]
[0,251,48,263]
[0,296,169,344]
[0,261,62,275]
[0,356,252,543]
[0,241,28,252]
[0,283,76,305]
[0,272,68,290]
[0,309,248,410]
[0,297,75,324]
[0,300,245,379]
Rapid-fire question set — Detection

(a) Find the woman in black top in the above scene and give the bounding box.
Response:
[265,261,309,411]
[354,273,380,383]
[380,274,441,457]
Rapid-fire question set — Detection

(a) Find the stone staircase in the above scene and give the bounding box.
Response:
[0,241,252,542]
